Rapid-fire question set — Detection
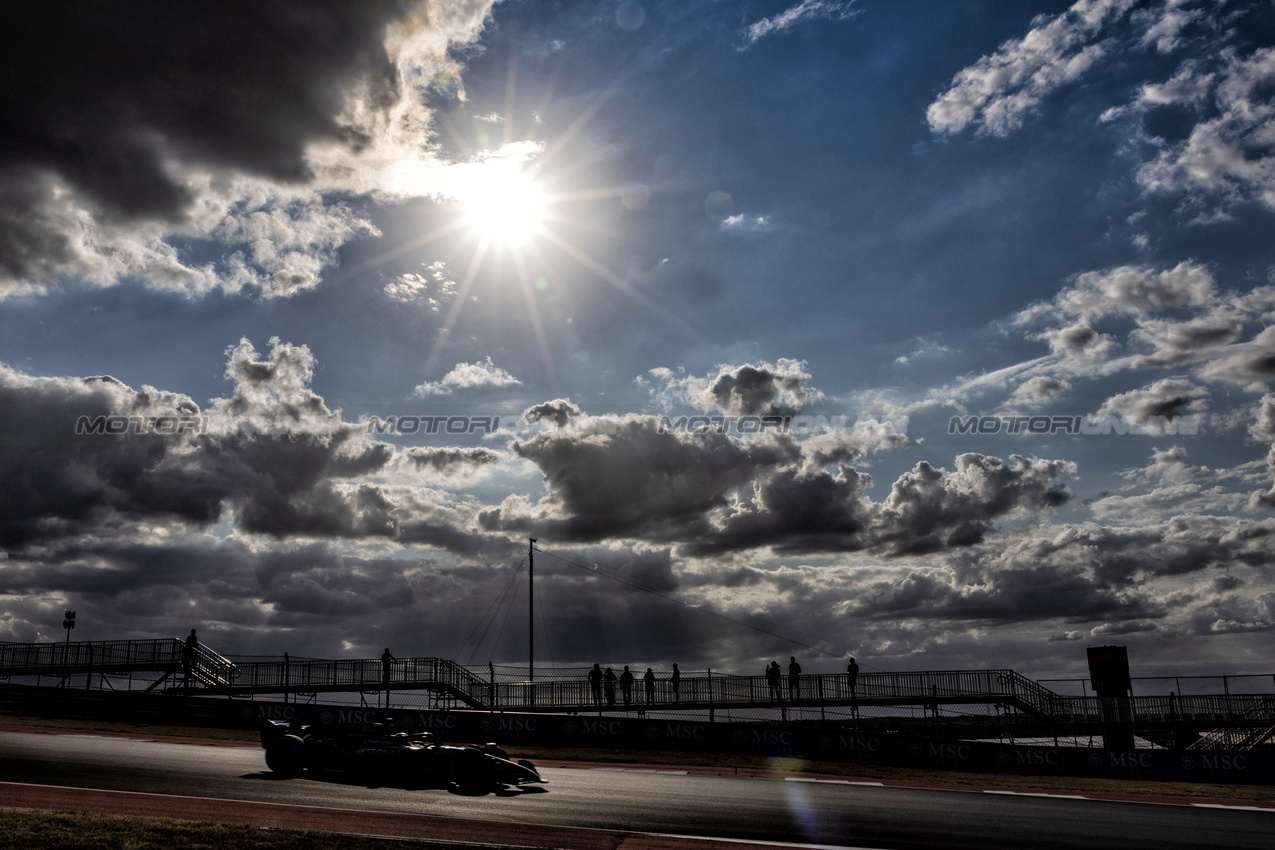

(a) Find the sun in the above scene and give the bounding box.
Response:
[457,165,548,249]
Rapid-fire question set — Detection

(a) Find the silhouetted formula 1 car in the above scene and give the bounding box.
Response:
[260,719,546,790]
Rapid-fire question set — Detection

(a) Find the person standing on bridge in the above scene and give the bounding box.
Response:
[620,665,634,706]
[846,656,859,698]
[588,663,603,706]
[643,667,655,704]
[788,656,801,701]
[182,628,199,688]
[381,648,395,686]
[671,663,681,703]
[604,666,617,706]
[766,661,782,701]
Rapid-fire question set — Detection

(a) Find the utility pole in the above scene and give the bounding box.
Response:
[528,538,537,681]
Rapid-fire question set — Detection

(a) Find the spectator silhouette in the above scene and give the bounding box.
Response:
[643,667,655,704]
[766,661,782,702]
[846,656,859,697]
[788,656,801,700]
[604,666,617,706]
[620,665,634,706]
[182,628,198,687]
[671,663,681,703]
[588,663,603,706]
[381,648,395,685]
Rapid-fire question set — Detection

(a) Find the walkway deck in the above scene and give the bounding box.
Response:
[3,639,1273,748]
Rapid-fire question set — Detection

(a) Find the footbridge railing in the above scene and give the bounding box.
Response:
[0,639,183,676]
[6,640,1275,733]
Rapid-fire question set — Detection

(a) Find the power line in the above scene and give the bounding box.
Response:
[460,556,526,665]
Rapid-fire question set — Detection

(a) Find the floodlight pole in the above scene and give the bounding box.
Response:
[529,538,537,681]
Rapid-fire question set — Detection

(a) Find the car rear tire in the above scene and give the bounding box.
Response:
[265,734,307,777]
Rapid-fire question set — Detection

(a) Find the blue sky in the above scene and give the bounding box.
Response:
[1,0,1274,680]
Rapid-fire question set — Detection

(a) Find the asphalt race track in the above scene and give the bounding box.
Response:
[0,731,1271,849]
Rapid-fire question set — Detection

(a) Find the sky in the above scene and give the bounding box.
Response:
[1,0,1274,681]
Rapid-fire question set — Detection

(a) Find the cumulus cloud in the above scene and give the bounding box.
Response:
[0,0,499,299]
[862,516,1275,631]
[1096,377,1209,433]
[927,0,1137,136]
[412,357,522,397]
[645,359,822,417]
[1036,323,1119,362]
[1135,45,1275,213]
[0,338,524,554]
[384,260,457,310]
[482,403,1070,557]
[1250,394,1275,443]
[522,398,584,429]
[1005,376,1072,409]
[1017,262,1216,324]
[1195,325,1275,390]
[930,0,1275,221]
[1008,262,1274,395]
[1130,315,1242,366]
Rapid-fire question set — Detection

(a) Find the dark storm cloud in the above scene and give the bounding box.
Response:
[484,404,1073,557]
[831,512,1275,643]
[851,562,1143,626]
[402,446,502,473]
[0,1,505,296]
[0,534,515,656]
[707,363,809,417]
[0,363,214,549]
[687,465,873,556]
[0,338,517,555]
[0,1,404,225]
[484,414,802,542]
[874,454,1074,556]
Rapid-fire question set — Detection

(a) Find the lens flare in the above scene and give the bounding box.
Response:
[459,169,547,248]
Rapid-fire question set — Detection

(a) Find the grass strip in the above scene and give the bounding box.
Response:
[0,809,536,850]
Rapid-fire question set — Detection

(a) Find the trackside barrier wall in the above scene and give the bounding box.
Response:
[229,700,1274,785]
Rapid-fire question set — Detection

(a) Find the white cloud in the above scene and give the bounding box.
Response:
[927,0,1137,136]
[1096,377,1209,433]
[0,1,503,300]
[644,359,824,416]
[741,0,860,49]
[721,214,773,232]
[1004,376,1072,409]
[1016,262,1216,324]
[412,357,523,397]
[1133,0,1214,54]
[1136,46,1275,214]
[384,261,457,311]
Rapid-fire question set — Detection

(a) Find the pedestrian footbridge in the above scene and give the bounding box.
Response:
[3,638,1273,749]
